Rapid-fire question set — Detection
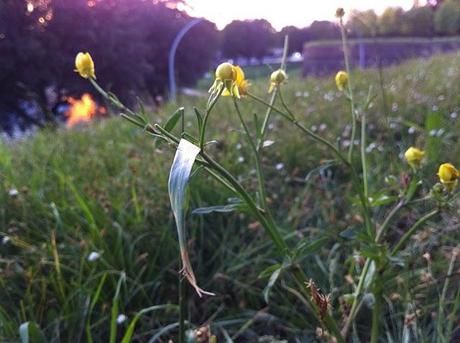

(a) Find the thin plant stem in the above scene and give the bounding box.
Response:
[258,91,277,151]
[339,17,356,162]
[257,35,289,150]
[233,98,268,209]
[391,209,439,256]
[200,86,224,150]
[445,262,460,341]
[178,276,185,343]
[360,112,368,199]
[370,281,382,343]
[341,259,371,338]
[436,248,458,342]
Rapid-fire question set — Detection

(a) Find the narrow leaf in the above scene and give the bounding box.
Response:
[168,139,214,297]
[19,322,46,343]
[192,204,241,215]
[164,107,185,133]
[194,107,203,134]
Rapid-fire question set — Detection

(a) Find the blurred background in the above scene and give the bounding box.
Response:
[1,0,459,136]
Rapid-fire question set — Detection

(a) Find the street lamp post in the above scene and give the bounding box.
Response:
[168,18,203,102]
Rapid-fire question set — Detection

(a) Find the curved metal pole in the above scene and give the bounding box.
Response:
[168,18,203,101]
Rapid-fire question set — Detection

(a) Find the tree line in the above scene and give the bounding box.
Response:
[1,0,459,129]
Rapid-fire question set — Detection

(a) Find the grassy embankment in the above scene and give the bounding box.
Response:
[1,52,460,342]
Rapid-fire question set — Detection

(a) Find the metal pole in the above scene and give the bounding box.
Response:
[168,18,203,102]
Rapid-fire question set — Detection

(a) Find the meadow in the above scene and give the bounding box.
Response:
[1,52,460,342]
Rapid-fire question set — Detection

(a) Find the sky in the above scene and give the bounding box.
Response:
[184,0,422,31]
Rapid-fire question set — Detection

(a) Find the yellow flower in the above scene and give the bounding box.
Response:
[75,52,95,79]
[222,65,249,98]
[209,63,248,98]
[215,62,235,81]
[335,71,348,91]
[268,69,287,93]
[437,163,459,191]
[404,147,425,168]
[335,8,345,18]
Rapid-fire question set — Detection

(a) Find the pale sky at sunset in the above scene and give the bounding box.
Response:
[184,0,424,30]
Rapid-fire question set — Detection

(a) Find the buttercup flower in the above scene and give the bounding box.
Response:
[75,52,95,79]
[336,8,345,18]
[335,71,348,91]
[215,62,234,81]
[268,69,287,93]
[222,65,249,98]
[404,147,425,168]
[209,63,248,98]
[437,163,459,191]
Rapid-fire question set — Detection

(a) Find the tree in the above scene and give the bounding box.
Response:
[402,6,434,36]
[346,10,379,37]
[379,7,405,36]
[278,26,310,54]
[434,0,460,34]
[221,20,275,59]
[306,21,340,41]
[0,0,218,130]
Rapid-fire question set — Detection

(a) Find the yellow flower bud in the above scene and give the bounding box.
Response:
[404,147,425,168]
[336,8,345,18]
[335,71,348,91]
[215,62,235,81]
[75,52,95,79]
[437,163,459,191]
[222,65,249,98]
[268,69,287,93]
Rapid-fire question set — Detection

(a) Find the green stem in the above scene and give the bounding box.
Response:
[376,200,405,241]
[391,209,439,256]
[199,86,224,150]
[178,275,185,343]
[436,248,458,342]
[370,281,382,343]
[339,18,356,162]
[258,90,277,150]
[445,262,460,341]
[233,99,268,209]
[341,259,371,337]
[360,113,368,200]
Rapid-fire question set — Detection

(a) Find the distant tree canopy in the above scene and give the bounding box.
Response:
[0,0,218,129]
[221,19,275,60]
[434,0,460,34]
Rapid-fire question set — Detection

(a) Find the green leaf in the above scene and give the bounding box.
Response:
[194,107,203,134]
[164,107,185,133]
[168,139,214,297]
[369,193,398,207]
[258,263,282,279]
[121,305,176,343]
[110,273,126,343]
[405,179,422,202]
[295,236,329,257]
[19,322,46,343]
[262,259,290,303]
[192,204,241,215]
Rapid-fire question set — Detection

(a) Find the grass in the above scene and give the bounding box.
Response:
[1,51,460,342]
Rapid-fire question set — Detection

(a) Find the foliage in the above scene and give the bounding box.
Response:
[221,19,275,60]
[0,0,218,128]
[434,0,460,34]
